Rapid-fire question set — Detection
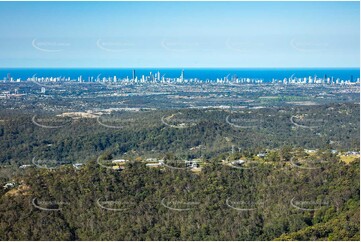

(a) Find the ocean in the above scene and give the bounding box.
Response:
[0,68,359,82]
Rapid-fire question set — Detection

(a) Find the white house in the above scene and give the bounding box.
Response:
[3,182,15,189]
[19,164,33,169]
[231,159,245,166]
[73,163,83,169]
[112,159,128,164]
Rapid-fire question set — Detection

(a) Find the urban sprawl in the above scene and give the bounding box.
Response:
[1,70,360,86]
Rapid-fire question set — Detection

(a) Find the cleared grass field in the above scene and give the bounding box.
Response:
[339,155,360,164]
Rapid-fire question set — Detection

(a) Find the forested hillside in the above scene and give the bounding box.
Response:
[0,104,359,166]
[0,154,359,240]
[0,103,359,240]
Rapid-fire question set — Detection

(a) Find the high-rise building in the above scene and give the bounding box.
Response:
[180,69,184,82]
[150,72,153,81]
[132,69,136,80]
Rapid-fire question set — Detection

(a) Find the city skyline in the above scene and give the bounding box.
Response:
[2,68,359,85]
[0,1,359,68]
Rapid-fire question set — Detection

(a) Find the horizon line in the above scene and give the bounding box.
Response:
[0,67,360,69]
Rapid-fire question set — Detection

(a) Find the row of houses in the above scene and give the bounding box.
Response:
[145,159,201,168]
[344,151,360,156]
[18,163,84,170]
[111,157,202,169]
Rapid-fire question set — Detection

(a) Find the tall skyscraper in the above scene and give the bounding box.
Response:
[180,69,184,82]
[132,69,136,80]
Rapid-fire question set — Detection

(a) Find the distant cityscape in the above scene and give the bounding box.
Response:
[1,70,360,86]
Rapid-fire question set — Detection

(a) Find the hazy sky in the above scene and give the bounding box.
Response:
[0,1,359,68]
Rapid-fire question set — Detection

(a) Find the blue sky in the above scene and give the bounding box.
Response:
[0,1,359,68]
